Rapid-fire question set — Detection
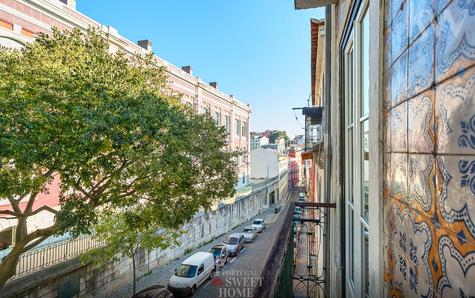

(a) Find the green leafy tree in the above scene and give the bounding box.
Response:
[269,130,290,147]
[0,28,238,287]
[83,210,177,295]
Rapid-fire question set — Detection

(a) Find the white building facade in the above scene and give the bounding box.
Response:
[250,148,289,204]
[250,136,269,151]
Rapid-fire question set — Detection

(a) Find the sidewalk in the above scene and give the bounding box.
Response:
[99,207,283,298]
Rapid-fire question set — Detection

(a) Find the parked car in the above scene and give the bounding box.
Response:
[294,207,302,216]
[210,244,229,269]
[294,213,301,220]
[252,218,266,232]
[274,204,282,213]
[132,285,173,298]
[223,233,245,256]
[242,226,258,242]
[167,252,215,296]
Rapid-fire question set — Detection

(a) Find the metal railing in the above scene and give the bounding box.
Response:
[6,235,104,280]
[255,200,335,297]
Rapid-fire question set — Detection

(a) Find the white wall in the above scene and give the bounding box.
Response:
[250,148,279,179]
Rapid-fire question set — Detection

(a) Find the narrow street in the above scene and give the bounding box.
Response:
[194,191,296,298]
[104,191,296,298]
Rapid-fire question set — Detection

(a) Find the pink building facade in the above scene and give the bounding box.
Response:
[0,0,250,244]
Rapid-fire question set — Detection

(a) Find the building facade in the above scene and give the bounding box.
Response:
[0,0,251,247]
[250,148,289,206]
[250,135,269,150]
[296,0,475,297]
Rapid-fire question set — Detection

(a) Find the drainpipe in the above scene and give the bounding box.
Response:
[323,4,333,298]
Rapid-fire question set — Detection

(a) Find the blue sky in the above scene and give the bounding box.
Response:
[78,1,324,138]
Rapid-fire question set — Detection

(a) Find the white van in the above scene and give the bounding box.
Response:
[167,252,215,296]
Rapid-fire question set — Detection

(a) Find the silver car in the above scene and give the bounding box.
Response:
[252,218,266,233]
[210,244,229,269]
[223,233,244,256]
[242,226,258,242]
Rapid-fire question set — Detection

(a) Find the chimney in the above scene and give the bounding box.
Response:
[182,66,192,75]
[137,40,152,52]
[209,82,218,89]
[59,0,76,9]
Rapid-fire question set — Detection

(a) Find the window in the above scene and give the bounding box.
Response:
[235,119,241,136]
[242,121,247,137]
[197,264,204,275]
[225,115,230,132]
[214,111,220,126]
[343,2,370,297]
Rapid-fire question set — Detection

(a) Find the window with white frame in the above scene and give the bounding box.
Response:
[224,115,230,132]
[343,1,370,297]
[242,121,247,137]
[235,118,241,136]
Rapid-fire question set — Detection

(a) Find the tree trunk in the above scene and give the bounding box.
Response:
[0,217,28,288]
[0,249,21,289]
[0,222,57,289]
[131,250,136,295]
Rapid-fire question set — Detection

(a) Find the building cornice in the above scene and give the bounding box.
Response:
[6,0,250,113]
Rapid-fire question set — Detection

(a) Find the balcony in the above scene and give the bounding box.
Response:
[302,107,323,151]
[254,194,335,297]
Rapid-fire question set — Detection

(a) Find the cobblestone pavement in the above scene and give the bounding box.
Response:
[100,194,291,298]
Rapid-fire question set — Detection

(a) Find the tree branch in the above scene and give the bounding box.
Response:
[73,180,94,200]
[17,224,58,248]
[8,195,24,214]
[24,168,56,215]
[23,235,49,251]
[23,192,39,215]
[0,210,18,217]
[30,205,58,216]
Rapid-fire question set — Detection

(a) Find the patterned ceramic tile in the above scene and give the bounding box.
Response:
[435,0,475,83]
[385,0,393,30]
[384,72,393,111]
[392,1,409,63]
[408,90,434,153]
[390,153,409,199]
[391,102,408,152]
[391,205,435,297]
[408,25,435,97]
[435,230,475,297]
[385,27,393,72]
[391,0,406,23]
[435,0,454,16]
[384,110,392,153]
[409,0,435,42]
[437,155,475,239]
[390,51,408,106]
[385,196,395,236]
[436,66,475,154]
[408,154,436,214]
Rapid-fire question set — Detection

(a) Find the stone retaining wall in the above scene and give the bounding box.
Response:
[0,181,281,298]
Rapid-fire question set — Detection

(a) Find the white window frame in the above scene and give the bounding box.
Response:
[343,0,383,297]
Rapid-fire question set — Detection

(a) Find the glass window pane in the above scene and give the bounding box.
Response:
[348,127,354,204]
[361,11,369,117]
[348,207,354,284]
[362,224,369,297]
[361,120,369,222]
[348,49,354,123]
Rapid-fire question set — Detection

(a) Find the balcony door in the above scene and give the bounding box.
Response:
[344,1,370,297]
